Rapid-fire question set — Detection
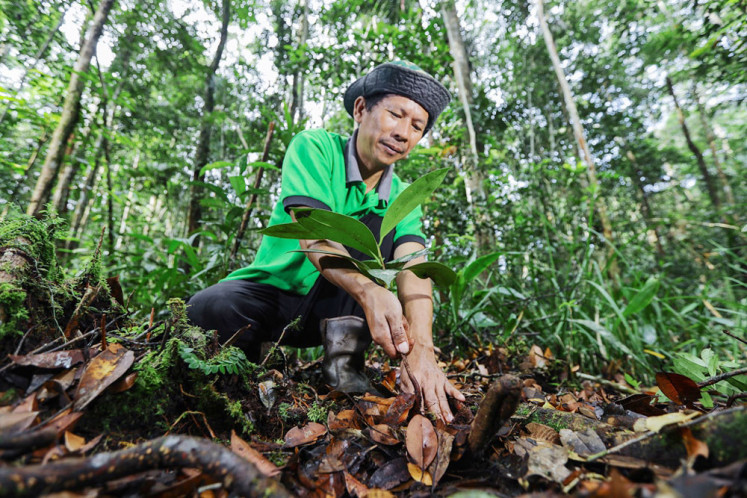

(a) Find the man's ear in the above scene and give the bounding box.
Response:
[353,96,366,123]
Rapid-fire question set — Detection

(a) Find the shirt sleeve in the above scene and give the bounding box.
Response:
[280,130,334,212]
[393,204,426,249]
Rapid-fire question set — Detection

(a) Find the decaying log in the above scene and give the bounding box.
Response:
[0,237,32,325]
[468,374,522,456]
[0,435,291,497]
[514,403,747,468]
[0,427,57,454]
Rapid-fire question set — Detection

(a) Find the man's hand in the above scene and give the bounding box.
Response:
[400,345,466,423]
[359,283,414,359]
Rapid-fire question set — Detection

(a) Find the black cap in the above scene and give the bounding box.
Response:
[344,61,451,134]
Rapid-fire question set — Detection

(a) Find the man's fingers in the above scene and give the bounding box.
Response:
[437,386,454,423]
[446,381,466,402]
[370,318,398,358]
[387,316,410,355]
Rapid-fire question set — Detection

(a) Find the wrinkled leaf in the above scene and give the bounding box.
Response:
[406,414,438,469]
[73,344,135,411]
[231,430,280,477]
[525,444,572,483]
[559,428,606,456]
[369,424,400,445]
[284,422,327,448]
[10,350,85,369]
[656,372,701,406]
[633,411,699,433]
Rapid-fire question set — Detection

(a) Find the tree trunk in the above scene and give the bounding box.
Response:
[0,7,69,127]
[692,83,735,209]
[441,0,491,252]
[3,130,49,216]
[229,121,275,262]
[114,150,140,250]
[65,133,104,251]
[626,150,664,258]
[290,0,308,124]
[186,0,231,246]
[665,77,721,211]
[26,0,117,218]
[536,0,618,282]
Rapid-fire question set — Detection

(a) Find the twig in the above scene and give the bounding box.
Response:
[586,405,746,462]
[698,367,747,389]
[726,393,747,407]
[260,316,300,367]
[721,329,747,346]
[222,323,251,348]
[575,372,637,395]
[13,326,36,355]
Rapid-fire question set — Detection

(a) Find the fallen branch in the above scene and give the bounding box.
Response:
[698,367,747,389]
[586,405,746,463]
[0,435,291,497]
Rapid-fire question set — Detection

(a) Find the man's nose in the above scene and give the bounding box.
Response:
[392,119,409,142]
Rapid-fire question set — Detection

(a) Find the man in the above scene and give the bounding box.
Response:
[188,61,465,422]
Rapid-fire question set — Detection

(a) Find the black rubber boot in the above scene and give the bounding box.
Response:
[320,316,376,394]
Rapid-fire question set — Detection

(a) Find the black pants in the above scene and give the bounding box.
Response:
[186,213,395,360]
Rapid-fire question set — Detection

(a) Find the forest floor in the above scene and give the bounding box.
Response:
[0,220,745,497]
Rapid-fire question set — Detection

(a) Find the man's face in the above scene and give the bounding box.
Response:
[353,94,428,171]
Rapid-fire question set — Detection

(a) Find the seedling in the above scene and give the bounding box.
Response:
[261,168,456,289]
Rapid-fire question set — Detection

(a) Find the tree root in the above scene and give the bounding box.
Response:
[468,374,522,456]
[0,435,291,497]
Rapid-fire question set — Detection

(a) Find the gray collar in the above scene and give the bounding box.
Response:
[344,129,393,204]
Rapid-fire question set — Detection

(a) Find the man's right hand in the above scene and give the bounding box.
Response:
[359,283,412,359]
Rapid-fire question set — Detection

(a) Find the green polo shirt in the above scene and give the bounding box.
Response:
[223,128,426,295]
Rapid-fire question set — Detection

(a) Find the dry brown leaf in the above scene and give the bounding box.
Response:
[284,421,327,448]
[73,343,134,411]
[428,426,455,486]
[526,422,560,445]
[0,411,38,434]
[405,414,437,470]
[78,433,103,455]
[529,344,546,368]
[525,444,572,483]
[11,393,38,413]
[365,490,395,498]
[9,350,85,369]
[656,372,701,406]
[230,430,280,477]
[106,372,138,394]
[369,424,400,446]
[407,462,433,485]
[45,411,83,436]
[680,427,709,466]
[343,471,369,497]
[633,411,699,433]
[383,393,415,425]
[328,409,360,432]
[64,431,86,452]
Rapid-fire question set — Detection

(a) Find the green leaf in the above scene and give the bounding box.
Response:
[260,222,317,239]
[462,251,503,284]
[571,319,635,357]
[229,175,246,197]
[379,167,449,240]
[292,248,383,270]
[294,209,382,263]
[367,268,400,287]
[623,277,660,317]
[405,261,457,287]
[199,160,233,176]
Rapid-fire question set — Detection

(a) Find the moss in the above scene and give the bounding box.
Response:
[307,402,328,424]
[0,214,65,281]
[0,282,28,338]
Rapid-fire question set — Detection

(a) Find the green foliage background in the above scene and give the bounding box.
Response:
[0,0,744,382]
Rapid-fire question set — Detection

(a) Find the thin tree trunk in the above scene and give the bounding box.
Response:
[114,150,140,250]
[230,121,275,262]
[665,76,721,211]
[626,150,664,258]
[441,0,491,252]
[536,0,618,281]
[3,130,49,215]
[26,0,117,218]
[104,135,114,255]
[186,0,231,246]
[290,0,308,124]
[65,140,103,251]
[692,83,735,208]
[0,7,69,127]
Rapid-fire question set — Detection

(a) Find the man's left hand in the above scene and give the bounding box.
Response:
[399,345,466,423]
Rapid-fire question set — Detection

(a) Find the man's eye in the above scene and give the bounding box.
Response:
[413,124,423,132]
[389,110,401,118]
